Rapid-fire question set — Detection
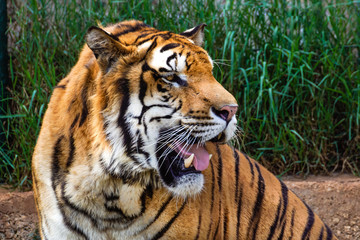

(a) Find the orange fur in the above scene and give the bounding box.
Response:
[32,20,337,240]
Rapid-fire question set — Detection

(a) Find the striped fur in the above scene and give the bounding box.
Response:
[32,20,337,240]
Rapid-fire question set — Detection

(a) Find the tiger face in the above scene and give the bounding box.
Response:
[86,22,238,197]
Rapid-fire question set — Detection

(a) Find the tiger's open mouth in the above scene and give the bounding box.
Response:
[156,130,226,187]
[157,140,212,186]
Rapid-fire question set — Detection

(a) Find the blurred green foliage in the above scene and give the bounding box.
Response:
[1,0,359,188]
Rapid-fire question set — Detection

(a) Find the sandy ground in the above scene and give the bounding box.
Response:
[283,174,360,239]
[0,174,359,239]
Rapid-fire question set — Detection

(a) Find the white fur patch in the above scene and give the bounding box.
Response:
[148,47,187,75]
[137,41,153,53]
[166,173,204,198]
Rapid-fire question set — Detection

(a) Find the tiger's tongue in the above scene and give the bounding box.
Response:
[175,143,210,171]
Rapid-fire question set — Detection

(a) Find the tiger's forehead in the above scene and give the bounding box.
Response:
[146,41,214,75]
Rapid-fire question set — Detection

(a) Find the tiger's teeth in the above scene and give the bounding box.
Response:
[217,133,222,140]
[209,154,213,160]
[184,154,195,168]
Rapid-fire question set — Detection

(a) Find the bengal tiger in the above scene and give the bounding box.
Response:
[32,20,337,240]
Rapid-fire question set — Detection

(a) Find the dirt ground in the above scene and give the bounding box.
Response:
[0,174,359,239]
[282,174,360,239]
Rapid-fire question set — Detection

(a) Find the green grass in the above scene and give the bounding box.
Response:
[1,0,359,188]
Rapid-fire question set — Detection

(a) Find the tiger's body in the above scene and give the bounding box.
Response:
[32,20,337,240]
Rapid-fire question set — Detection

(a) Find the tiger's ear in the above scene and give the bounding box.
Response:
[86,26,134,72]
[180,24,207,47]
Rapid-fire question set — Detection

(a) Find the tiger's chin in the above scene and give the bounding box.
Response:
[166,173,204,198]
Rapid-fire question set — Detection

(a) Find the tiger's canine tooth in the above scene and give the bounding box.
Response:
[209,154,213,160]
[184,153,195,168]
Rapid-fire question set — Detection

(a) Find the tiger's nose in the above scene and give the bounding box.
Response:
[213,105,238,122]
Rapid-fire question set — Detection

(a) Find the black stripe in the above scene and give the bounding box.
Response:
[104,200,133,220]
[103,192,119,201]
[61,182,131,226]
[117,77,133,158]
[56,172,137,234]
[160,43,180,52]
[180,25,201,37]
[236,187,243,240]
[166,52,177,71]
[150,200,187,240]
[66,114,79,169]
[60,183,90,239]
[160,94,171,102]
[252,219,260,240]
[173,74,187,86]
[137,196,173,234]
[185,52,193,71]
[289,209,295,240]
[140,184,152,215]
[157,83,167,92]
[159,67,171,72]
[51,136,64,191]
[266,199,282,240]
[319,227,324,240]
[109,33,122,42]
[184,122,219,126]
[79,84,89,127]
[137,32,172,46]
[62,214,89,240]
[186,115,212,120]
[135,131,150,161]
[301,204,315,240]
[243,153,255,185]
[67,97,76,112]
[70,114,80,130]
[247,163,265,240]
[134,29,157,43]
[136,64,152,128]
[325,224,333,240]
[234,149,240,203]
[191,130,208,134]
[223,207,229,240]
[139,64,148,105]
[278,219,286,240]
[176,99,182,111]
[279,181,289,225]
[143,38,158,61]
[137,34,160,46]
[216,145,222,192]
[149,115,172,122]
[206,161,216,239]
[65,134,75,168]
[159,32,172,41]
[136,103,173,124]
[114,22,149,37]
[101,157,154,186]
[194,211,202,240]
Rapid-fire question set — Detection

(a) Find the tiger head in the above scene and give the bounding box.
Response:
[86,21,238,198]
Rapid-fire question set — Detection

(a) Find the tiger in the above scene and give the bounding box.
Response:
[32,20,337,240]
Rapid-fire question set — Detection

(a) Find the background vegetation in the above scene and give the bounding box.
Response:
[1,0,359,189]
